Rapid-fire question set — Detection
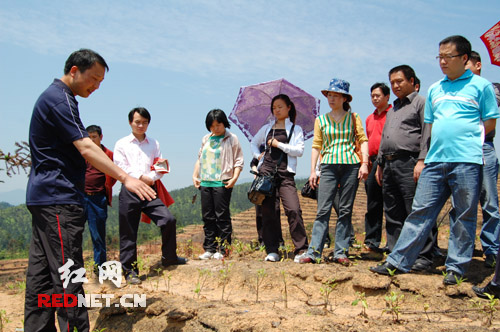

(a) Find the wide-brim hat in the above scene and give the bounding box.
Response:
[321,78,352,102]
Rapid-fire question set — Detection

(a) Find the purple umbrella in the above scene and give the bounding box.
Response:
[229,78,320,142]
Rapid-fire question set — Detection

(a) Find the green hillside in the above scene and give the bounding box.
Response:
[0,178,308,259]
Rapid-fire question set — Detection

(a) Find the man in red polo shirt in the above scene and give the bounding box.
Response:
[363,83,391,252]
[84,125,116,272]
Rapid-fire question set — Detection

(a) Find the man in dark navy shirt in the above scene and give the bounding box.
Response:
[25,49,156,332]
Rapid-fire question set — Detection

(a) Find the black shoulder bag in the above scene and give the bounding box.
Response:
[248,125,295,205]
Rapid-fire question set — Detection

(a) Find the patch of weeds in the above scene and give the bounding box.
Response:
[352,291,368,317]
[244,242,254,254]
[193,268,211,299]
[164,272,172,293]
[442,271,467,286]
[131,255,146,275]
[17,280,26,291]
[254,268,267,303]
[455,275,467,286]
[320,278,337,311]
[383,291,404,322]
[250,239,260,251]
[387,267,397,277]
[0,309,11,332]
[232,238,245,255]
[218,262,233,302]
[279,243,294,261]
[470,293,499,327]
[6,280,25,294]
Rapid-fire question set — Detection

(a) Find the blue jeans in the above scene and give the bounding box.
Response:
[479,142,500,256]
[387,162,481,276]
[84,193,108,266]
[307,163,360,260]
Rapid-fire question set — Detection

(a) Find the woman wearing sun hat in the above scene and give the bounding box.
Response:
[297,78,369,266]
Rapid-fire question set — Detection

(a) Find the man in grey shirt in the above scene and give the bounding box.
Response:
[376,64,436,271]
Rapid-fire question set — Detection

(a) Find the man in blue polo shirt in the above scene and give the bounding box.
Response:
[370,35,499,285]
[25,49,156,332]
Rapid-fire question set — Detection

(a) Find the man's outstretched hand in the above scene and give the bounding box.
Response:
[124,176,156,201]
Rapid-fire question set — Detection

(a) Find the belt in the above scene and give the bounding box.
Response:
[485,137,494,143]
[383,151,419,161]
[369,155,377,162]
[85,191,105,196]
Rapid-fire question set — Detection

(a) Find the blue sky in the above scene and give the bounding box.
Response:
[1,0,500,203]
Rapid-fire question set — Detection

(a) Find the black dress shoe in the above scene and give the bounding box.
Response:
[411,260,432,272]
[126,274,142,285]
[162,256,188,267]
[473,282,500,299]
[443,270,463,285]
[369,262,402,275]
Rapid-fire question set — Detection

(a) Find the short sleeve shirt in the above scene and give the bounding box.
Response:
[26,79,89,205]
[424,70,499,164]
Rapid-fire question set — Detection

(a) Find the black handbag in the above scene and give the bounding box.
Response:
[300,181,317,200]
[248,125,295,205]
[247,171,274,205]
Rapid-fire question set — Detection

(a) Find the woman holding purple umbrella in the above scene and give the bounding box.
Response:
[251,94,309,262]
[297,78,369,266]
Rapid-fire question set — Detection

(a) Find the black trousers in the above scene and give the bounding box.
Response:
[25,205,89,332]
[119,186,177,277]
[200,186,233,252]
[382,156,437,262]
[364,159,384,248]
[261,174,308,254]
[255,200,283,247]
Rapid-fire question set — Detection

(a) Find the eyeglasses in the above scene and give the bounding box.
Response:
[435,54,464,60]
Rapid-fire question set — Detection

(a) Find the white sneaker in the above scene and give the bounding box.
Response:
[294,252,307,263]
[265,252,280,262]
[212,252,224,260]
[199,251,214,260]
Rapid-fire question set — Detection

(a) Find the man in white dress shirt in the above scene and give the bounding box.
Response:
[114,107,186,285]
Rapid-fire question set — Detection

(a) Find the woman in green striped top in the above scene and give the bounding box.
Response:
[297,78,369,266]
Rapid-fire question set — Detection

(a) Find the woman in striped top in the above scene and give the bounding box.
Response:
[297,78,369,266]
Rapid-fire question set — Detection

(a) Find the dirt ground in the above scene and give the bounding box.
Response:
[1,194,500,331]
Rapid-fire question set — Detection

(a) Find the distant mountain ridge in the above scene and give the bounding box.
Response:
[0,179,290,259]
[0,189,25,206]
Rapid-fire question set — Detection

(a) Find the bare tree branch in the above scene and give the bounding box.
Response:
[0,142,31,182]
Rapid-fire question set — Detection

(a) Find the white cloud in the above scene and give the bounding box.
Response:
[0,0,442,81]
